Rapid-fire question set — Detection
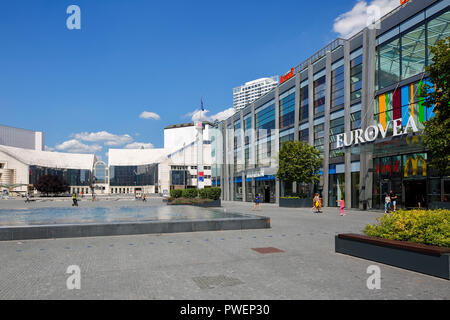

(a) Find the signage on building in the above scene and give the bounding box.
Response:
[400,0,409,5]
[376,159,400,177]
[404,155,426,178]
[336,116,419,149]
[280,68,294,84]
[247,168,265,178]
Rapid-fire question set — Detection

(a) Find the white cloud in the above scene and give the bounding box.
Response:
[55,139,102,153]
[139,111,161,120]
[333,0,399,39]
[44,145,55,152]
[186,107,236,123]
[72,131,133,147]
[210,108,236,122]
[124,142,154,149]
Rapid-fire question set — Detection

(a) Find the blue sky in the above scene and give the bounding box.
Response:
[0,0,400,160]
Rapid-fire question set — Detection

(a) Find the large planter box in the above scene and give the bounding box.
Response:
[192,199,221,207]
[167,199,221,207]
[335,233,450,280]
[279,198,312,208]
[429,201,450,210]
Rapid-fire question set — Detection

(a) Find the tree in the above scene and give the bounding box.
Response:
[35,174,70,196]
[419,37,450,176]
[276,141,322,185]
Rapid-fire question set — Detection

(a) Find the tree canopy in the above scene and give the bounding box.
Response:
[276,141,322,184]
[420,37,450,175]
[35,174,70,196]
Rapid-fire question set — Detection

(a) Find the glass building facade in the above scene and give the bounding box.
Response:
[215,0,449,209]
[29,166,91,194]
[109,164,158,187]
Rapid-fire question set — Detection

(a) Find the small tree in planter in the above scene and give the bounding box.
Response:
[276,141,322,206]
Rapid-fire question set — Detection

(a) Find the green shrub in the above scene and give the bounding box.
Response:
[207,187,221,200]
[170,189,183,198]
[182,188,198,198]
[198,188,208,199]
[364,209,450,247]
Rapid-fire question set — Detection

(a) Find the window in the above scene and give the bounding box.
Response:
[331,64,345,109]
[299,128,309,143]
[314,74,326,115]
[279,89,295,129]
[234,121,242,173]
[300,84,309,121]
[350,55,363,101]
[376,9,450,89]
[255,102,275,167]
[314,124,325,153]
[427,11,450,61]
[329,116,345,158]
[376,38,400,90]
[350,111,362,131]
[401,24,426,80]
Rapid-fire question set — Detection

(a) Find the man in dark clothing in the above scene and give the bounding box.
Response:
[389,190,397,212]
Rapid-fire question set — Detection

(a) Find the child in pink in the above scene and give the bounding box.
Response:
[339,198,345,216]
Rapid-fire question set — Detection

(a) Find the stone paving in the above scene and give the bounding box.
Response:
[0,198,448,300]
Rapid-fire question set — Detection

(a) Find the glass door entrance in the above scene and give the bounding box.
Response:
[404,179,427,209]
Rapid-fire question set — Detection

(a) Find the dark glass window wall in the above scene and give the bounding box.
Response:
[29,166,91,187]
[109,164,158,186]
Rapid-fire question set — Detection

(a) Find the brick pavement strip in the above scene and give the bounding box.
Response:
[0,198,448,300]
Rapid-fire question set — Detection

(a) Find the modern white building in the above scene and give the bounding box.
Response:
[233,77,278,111]
[107,122,214,196]
[0,144,96,195]
[0,122,214,197]
[0,124,44,151]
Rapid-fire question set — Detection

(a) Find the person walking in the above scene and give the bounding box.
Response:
[142,193,147,202]
[384,192,391,213]
[25,192,30,203]
[72,193,78,207]
[253,193,261,211]
[337,198,345,216]
[312,193,320,214]
[389,190,397,212]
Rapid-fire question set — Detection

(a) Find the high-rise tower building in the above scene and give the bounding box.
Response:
[233,77,278,111]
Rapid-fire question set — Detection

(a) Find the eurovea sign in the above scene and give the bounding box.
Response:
[280,68,294,84]
[336,116,419,148]
[400,0,410,5]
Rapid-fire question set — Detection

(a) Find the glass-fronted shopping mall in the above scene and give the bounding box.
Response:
[212,0,450,209]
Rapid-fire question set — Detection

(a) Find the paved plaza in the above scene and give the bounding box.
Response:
[0,197,448,300]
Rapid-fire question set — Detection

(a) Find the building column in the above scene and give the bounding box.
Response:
[274,86,280,205]
[293,73,301,194]
[221,123,229,201]
[228,120,234,201]
[344,40,352,210]
[308,62,315,198]
[360,27,377,209]
[323,51,332,207]
[250,102,256,202]
[240,110,246,202]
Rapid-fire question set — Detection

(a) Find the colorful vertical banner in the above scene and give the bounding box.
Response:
[410,83,415,120]
[393,89,401,120]
[418,81,425,123]
[379,94,386,129]
[401,85,409,126]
